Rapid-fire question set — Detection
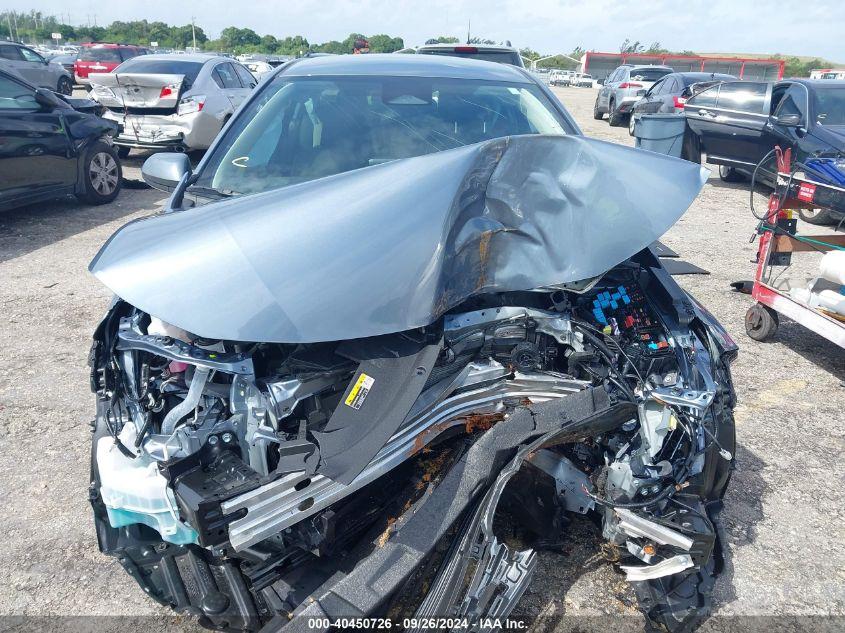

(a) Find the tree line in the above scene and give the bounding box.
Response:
[0,11,404,55]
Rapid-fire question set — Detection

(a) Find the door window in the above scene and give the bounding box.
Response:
[234,63,256,88]
[0,45,23,61]
[716,82,767,113]
[214,63,241,89]
[19,47,45,63]
[774,88,807,124]
[687,84,719,107]
[648,79,665,96]
[0,75,37,109]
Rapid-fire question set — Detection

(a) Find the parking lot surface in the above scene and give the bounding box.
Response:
[0,85,842,630]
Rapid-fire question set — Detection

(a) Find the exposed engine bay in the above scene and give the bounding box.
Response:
[86,135,737,632]
[89,256,736,632]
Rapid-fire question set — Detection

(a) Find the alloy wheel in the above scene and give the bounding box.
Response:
[89,152,119,196]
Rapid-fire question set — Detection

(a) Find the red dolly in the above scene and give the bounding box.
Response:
[745,147,845,347]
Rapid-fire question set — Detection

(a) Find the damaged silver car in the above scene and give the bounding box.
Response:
[89,54,256,156]
[87,55,737,633]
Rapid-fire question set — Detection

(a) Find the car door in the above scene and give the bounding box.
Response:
[0,44,29,83]
[214,62,247,111]
[0,73,76,209]
[658,77,681,113]
[760,83,808,162]
[637,78,669,114]
[233,62,258,97]
[686,81,769,167]
[599,68,618,108]
[17,46,53,88]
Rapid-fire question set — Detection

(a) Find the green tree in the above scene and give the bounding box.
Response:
[218,26,260,51]
[425,36,459,44]
[645,41,669,54]
[620,39,644,54]
[368,34,404,53]
[276,35,309,55]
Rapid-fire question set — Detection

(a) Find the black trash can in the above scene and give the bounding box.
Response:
[633,114,687,158]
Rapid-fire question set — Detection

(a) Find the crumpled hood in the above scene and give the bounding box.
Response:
[90,134,708,343]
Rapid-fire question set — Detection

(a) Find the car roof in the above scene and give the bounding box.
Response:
[79,42,141,48]
[122,53,228,64]
[280,53,533,83]
[782,78,845,88]
[671,72,735,79]
[626,65,674,71]
[417,43,519,52]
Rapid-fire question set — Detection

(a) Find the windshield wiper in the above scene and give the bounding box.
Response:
[187,185,239,200]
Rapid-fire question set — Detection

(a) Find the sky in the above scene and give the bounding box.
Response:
[20,0,845,61]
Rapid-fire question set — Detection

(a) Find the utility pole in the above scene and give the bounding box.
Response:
[191,16,197,51]
[12,11,19,41]
[6,14,12,41]
[466,19,470,44]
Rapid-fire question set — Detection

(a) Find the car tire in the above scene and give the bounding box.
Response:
[608,101,626,127]
[57,76,73,96]
[628,113,637,136]
[719,165,745,183]
[798,207,838,226]
[116,146,131,159]
[76,142,122,205]
[593,97,603,120]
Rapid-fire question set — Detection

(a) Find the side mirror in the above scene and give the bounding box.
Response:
[142,152,192,192]
[34,88,60,109]
[636,89,647,97]
[775,113,801,127]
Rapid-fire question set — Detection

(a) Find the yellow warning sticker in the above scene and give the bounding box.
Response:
[345,372,375,410]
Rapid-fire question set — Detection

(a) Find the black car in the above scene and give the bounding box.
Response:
[0,69,122,212]
[685,79,845,223]
[629,72,736,135]
[49,53,78,78]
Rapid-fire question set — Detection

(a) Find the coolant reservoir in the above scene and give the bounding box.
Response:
[96,437,198,544]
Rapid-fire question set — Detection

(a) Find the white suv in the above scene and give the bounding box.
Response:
[594,64,673,126]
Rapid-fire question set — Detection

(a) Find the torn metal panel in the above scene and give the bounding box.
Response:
[90,134,707,343]
[621,554,694,581]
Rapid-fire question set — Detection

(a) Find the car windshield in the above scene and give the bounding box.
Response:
[114,59,204,86]
[419,49,523,66]
[629,69,672,82]
[194,75,569,198]
[813,87,845,125]
[79,48,122,62]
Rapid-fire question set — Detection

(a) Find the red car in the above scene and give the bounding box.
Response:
[74,43,148,86]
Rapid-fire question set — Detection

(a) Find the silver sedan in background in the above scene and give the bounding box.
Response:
[89,54,258,156]
[0,40,74,94]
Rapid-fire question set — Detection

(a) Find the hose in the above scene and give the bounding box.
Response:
[160,365,211,435]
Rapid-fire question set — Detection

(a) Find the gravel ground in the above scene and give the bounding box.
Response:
[0,85,842,631]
